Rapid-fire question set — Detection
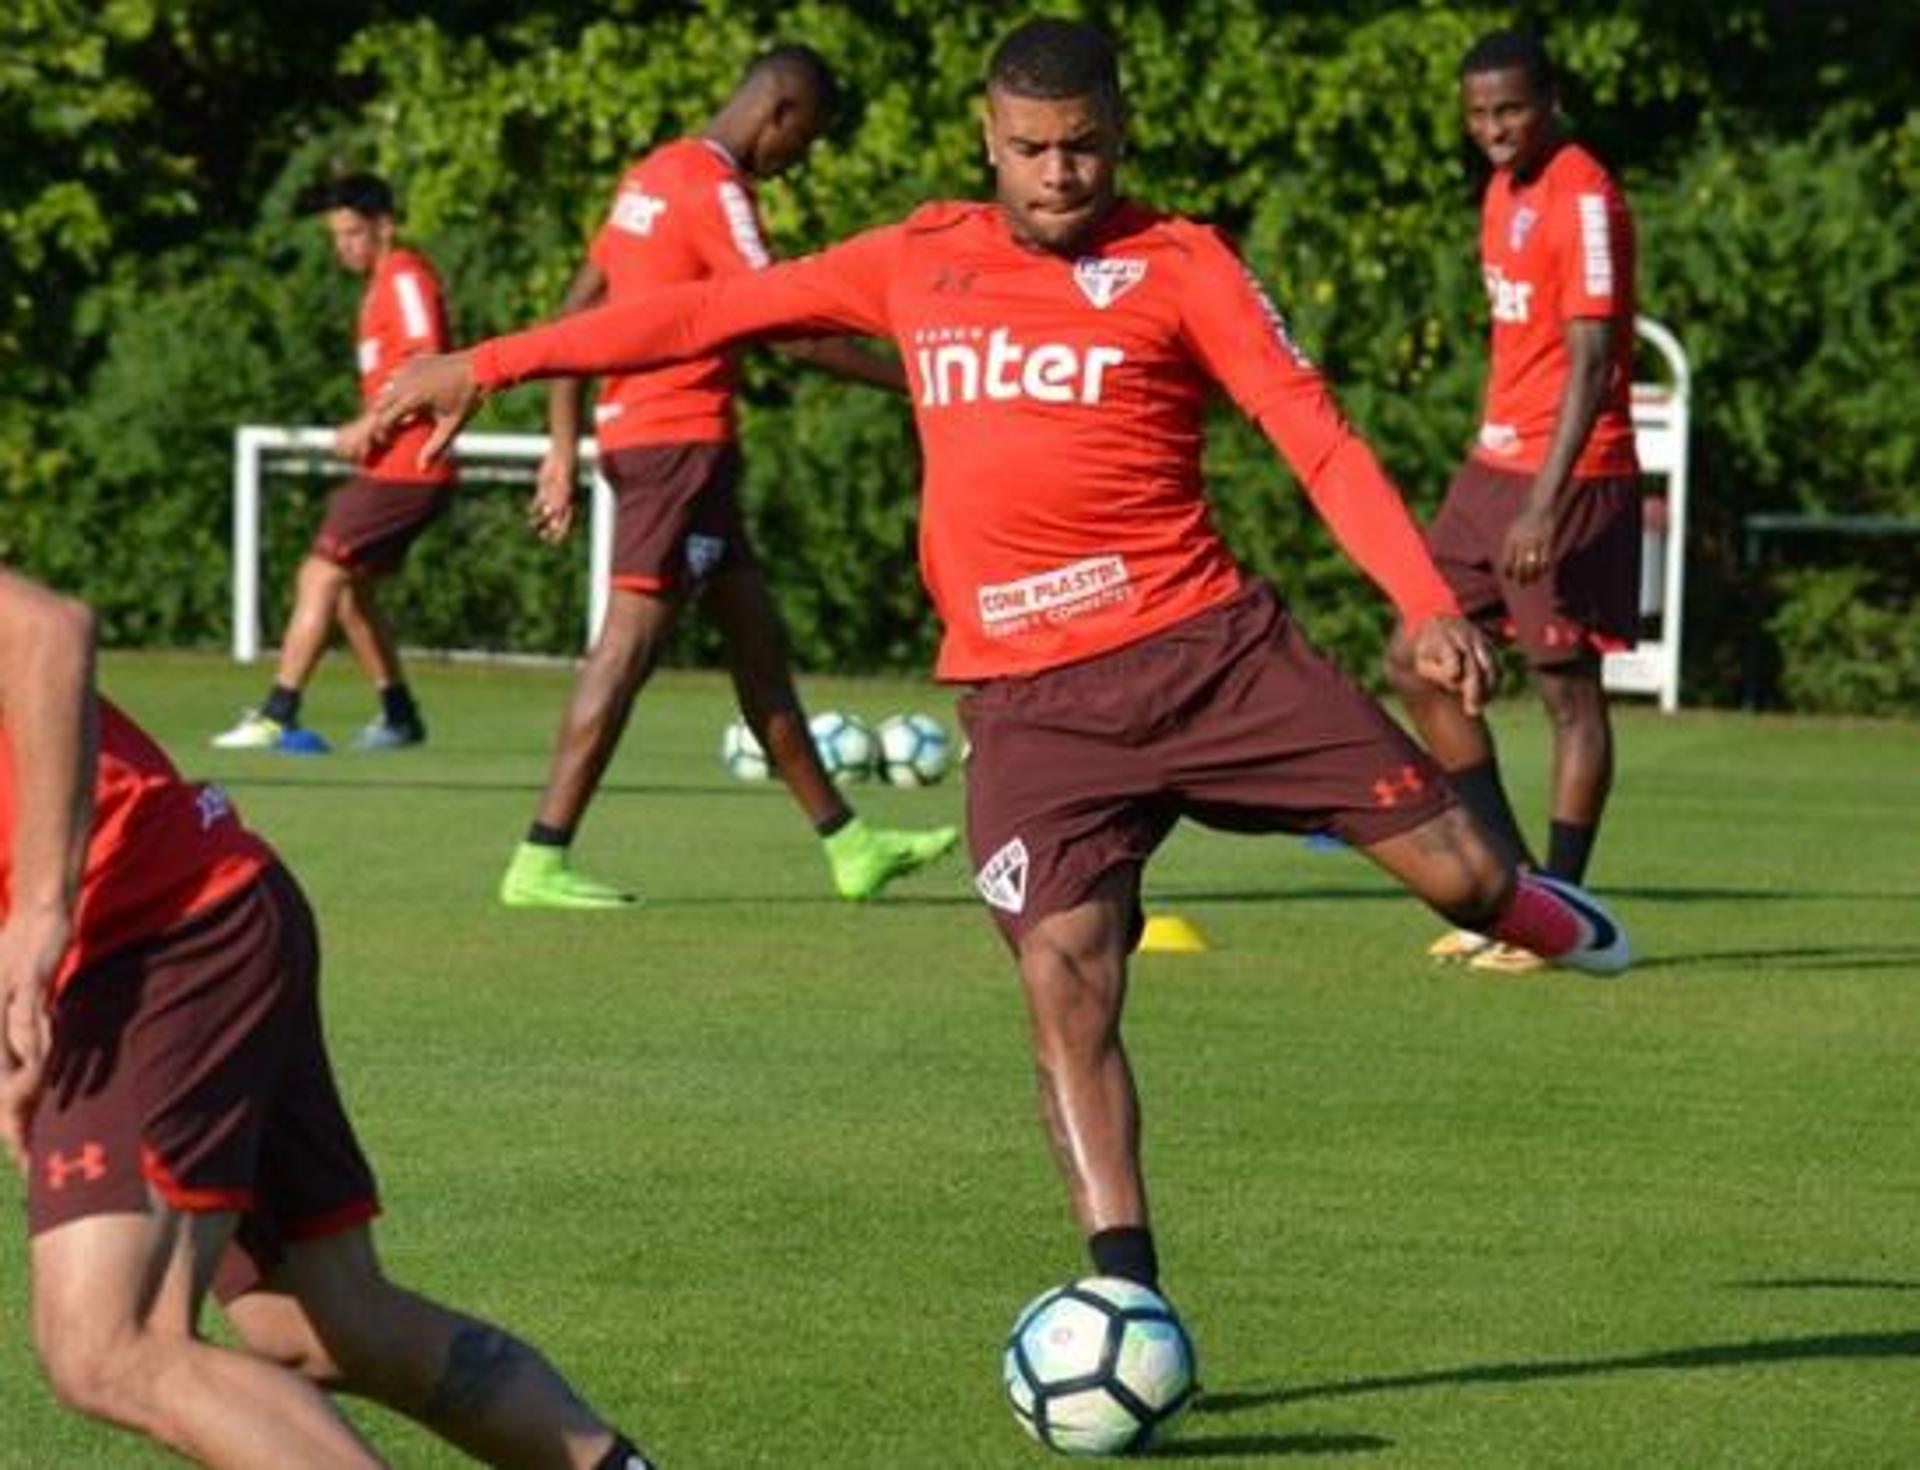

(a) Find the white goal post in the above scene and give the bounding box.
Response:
[1602,316,1692,712]
[229,428,615,662]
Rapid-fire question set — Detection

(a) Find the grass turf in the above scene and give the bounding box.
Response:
[1,652,1916,1468]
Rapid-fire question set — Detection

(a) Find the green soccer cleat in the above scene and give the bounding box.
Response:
[823,817,959,901]
[211,709,290,751]
[498,842,636,909]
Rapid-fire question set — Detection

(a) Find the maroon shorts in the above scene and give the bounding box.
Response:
[27,865,379,1297]
[1427,459,1642,666]
[312,475,451,576]
[959,582,1455,948]
[602,441,755,595]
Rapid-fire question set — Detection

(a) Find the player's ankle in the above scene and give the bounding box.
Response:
[1088,1224,1160,1291]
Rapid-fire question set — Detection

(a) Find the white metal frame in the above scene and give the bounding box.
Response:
[229,427,614,662]
[1601,316,1692,712]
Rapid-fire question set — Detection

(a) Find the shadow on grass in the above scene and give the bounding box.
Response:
[1731,1277,1920,1292]
[1153,883,1920,906]
[1197,1327,1920,1412]
[211,772,777,800]
[1147,1430,1392,1459]
[1638,944,1920,973]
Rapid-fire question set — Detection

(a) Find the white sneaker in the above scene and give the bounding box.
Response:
[210,710,286,750]
[1427,928,1493,963]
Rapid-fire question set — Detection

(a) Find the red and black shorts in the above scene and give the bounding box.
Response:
[959,582,1456,949]
[27,864,380,1299]
[602,441,755,596]
[312,475,451,577]
[1427,459,1642,667]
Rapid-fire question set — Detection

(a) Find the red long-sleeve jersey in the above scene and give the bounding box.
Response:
[476,199,1459,680]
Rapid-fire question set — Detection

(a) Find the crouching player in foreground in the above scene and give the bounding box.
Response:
[0,567,654,1467]
[375,19,1630,1296]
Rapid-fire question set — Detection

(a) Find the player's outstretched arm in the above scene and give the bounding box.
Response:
[0,568,97,1166]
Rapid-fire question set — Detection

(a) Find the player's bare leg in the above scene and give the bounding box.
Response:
[704,564,957,900]
[702,564,846,825]
[500,586,677,907]
[214,554,354,749]
[1015,869,1149,1234]
[32,1206,379,1468]
[276,555,355,695]
[337,577,402,689]
[1360,805,1629,973]
[225,1226,651,1469]
[1535,661,1613,882]
[1384,632,1534,870]
[336,575,425,749]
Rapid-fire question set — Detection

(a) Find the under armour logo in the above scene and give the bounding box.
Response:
[46,1143,108,1191]
[1371,766,1428,808]
[976,837,1029,915]
[930,266,979,295]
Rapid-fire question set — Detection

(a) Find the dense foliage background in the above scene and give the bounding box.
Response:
[5,0,1916,711]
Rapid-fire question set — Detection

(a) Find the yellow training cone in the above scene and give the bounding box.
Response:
[1136,914,1210,955]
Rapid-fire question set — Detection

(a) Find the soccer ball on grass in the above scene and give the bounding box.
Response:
[1003,1276,1196,1456]
[808,710,877,784]
[875,712,953,787]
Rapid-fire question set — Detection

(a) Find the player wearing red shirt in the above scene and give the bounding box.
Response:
[502,45,956,910]
[1,568,659,1469]
[213,174,457,757]
[1387,30,1642,972]
[379,19,1632,1301]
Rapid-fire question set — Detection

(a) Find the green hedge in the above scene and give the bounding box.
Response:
[9,2,1919,713]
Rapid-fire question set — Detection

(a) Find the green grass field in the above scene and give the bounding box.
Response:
[3,652,1917,1468]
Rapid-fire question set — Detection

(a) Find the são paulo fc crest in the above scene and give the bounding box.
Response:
[976,837,1030,915]
[1072,257,1148,310]
[1509,205,1540,253]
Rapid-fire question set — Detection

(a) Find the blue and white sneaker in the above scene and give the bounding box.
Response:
[354,715,426,751]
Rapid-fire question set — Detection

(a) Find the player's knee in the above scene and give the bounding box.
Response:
[1019,936,1125,1057]
[36,1316,157,1428]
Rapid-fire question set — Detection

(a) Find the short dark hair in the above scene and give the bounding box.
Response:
[987,18,1121,112]
[312,173,396,219]
[1460,29,1555,96]
[746,43,840,116]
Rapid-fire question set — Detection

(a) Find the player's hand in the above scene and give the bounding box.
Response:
[529,452,579,544]
[374,351,484,468]
[1502,504,1555,585]
[0,907,66,1170]
[333,416,378,465]
[1408,614,1499,718]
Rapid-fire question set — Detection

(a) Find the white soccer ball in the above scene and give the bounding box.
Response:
[807,710,877,785]
[719,718,769,781]
[875,712,953,787]
[1003,1277,1197,1457]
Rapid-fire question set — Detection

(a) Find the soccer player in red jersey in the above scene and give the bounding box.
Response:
[3,571,658,1468]
[1387,30,1642,972]
[501,45,957,908]
[213,174,458,756]
[377,19,1631,1297]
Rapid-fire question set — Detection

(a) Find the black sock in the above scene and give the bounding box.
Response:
[261,684,301,725]
[379,682,419,727]
[591,1435,656,1470]
[526,821,573,848]
[1088,1226,1160,1291]
[814,808,854,839]
[1546,820,1598,885]
[1450,758,1535,870]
